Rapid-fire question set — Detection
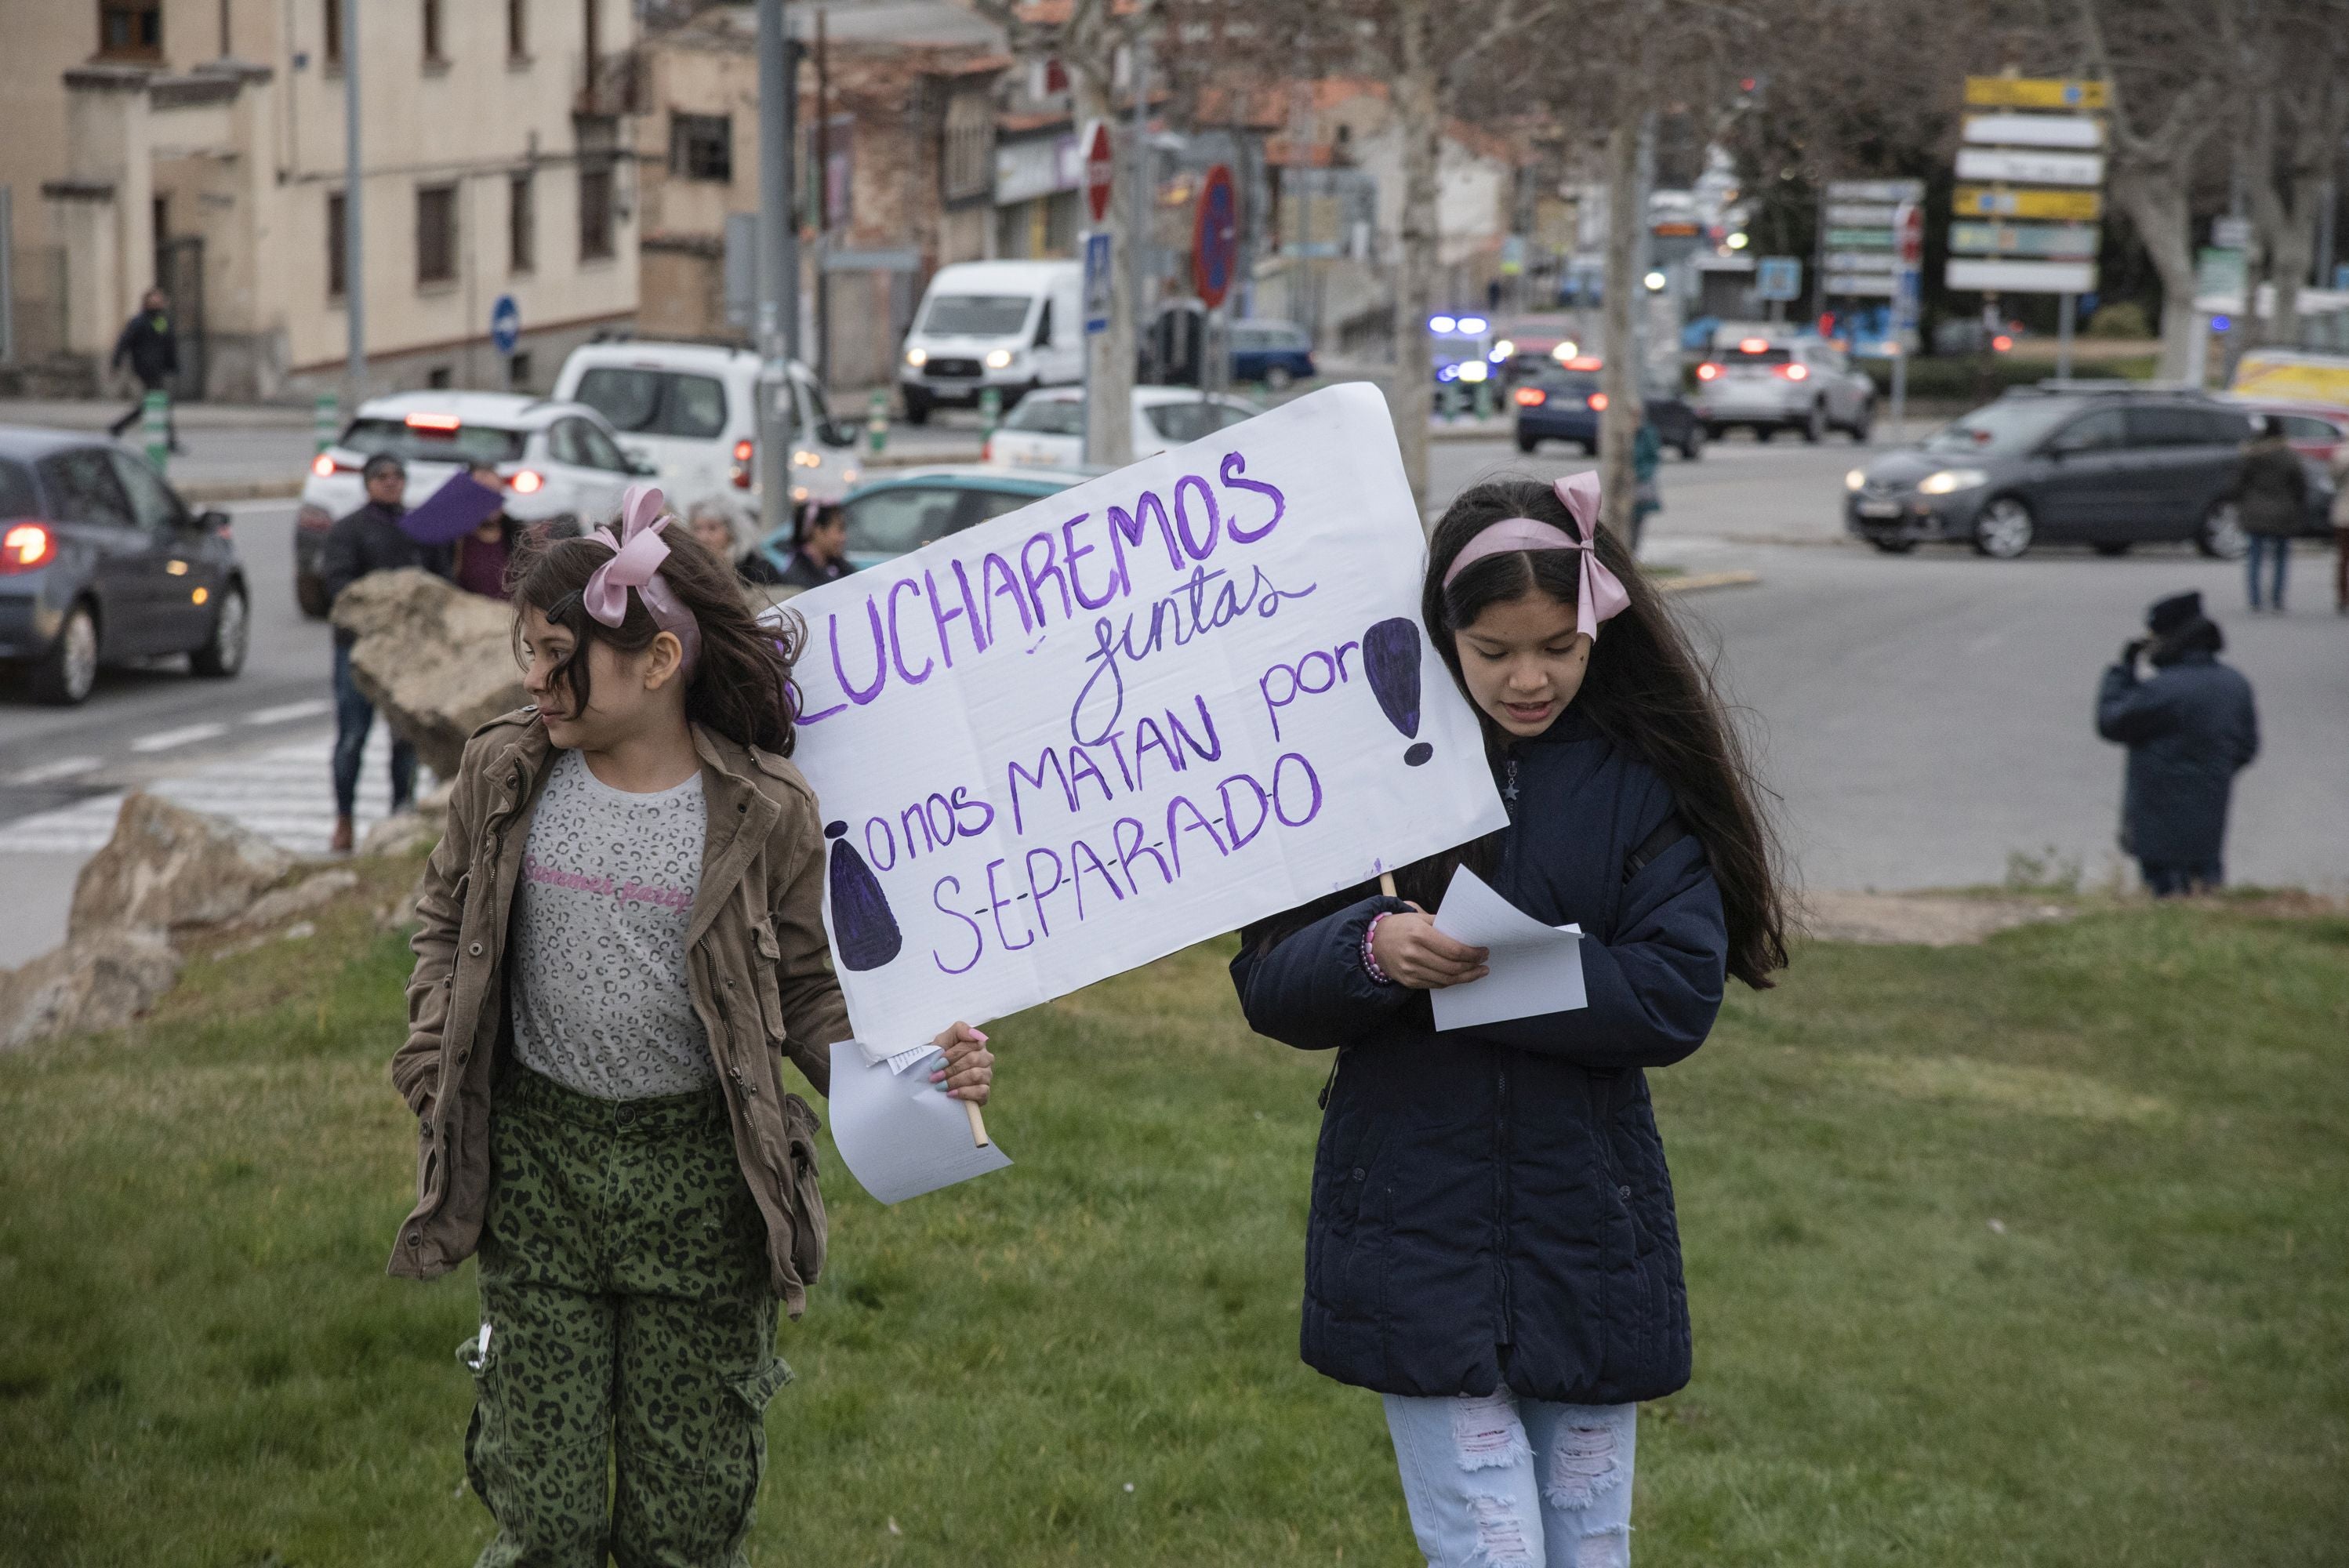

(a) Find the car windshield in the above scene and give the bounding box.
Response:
[1721,344,1792,366]
[1003,398,1086,437]
[1145,401,1253,443]
[843,486,968,557]
[0,458,36,519]
[341,417,526,466]
[1922,398,2078,455]
[1535,372,1601,394]
[922,294,1033,336]
[572,368,728,438]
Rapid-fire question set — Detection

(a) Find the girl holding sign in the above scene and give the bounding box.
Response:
[387,485,993,1564]
[1233,474,1784,1568]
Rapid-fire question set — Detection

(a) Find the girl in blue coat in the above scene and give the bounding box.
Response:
[1232,474,1786,1568]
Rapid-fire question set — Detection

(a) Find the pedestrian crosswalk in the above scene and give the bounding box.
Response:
[0,722,416,858]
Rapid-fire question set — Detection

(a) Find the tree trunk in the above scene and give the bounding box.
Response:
[1597,114,1643,545]
[1389,0,1440,509]
[2111,164,2201,382]
[1070,26,1135,465]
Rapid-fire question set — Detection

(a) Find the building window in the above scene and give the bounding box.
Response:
[417,184,458,287]
[579,162,615,260]
[509,173,536,274]
[327,192,347,299]
[98,0,162,59]
[507,0,528,58]
[942,95,991,204]
[670,114,732,182]
[322,0,341,66]
[423,0,445,63]
[427,365,452,390]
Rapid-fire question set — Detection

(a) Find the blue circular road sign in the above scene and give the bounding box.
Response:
[489,294,522,356]
[1193,165,1238,309]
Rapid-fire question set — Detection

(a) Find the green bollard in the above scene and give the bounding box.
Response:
[141,390,171,474]
[979,385,1002,442]
[866,389,888,456]
[314,391,339,454]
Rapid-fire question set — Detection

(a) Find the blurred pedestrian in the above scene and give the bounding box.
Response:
[2328,438,2349,614]
[105,287,182,452]
[321,454,448,854]
[2096,590,2259,898]
[776,501,854,591]
[686,497,785,587]
[448,463,518,601]
[2231,415,2306,612]
[1631,418,1662,553]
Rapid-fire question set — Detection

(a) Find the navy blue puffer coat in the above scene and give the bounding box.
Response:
[1230,709,1726,1404]
[2096,650,2259,867]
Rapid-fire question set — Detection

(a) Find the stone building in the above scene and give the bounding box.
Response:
[0,0,643,401]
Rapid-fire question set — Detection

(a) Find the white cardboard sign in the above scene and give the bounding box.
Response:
[779,383,1506,1058]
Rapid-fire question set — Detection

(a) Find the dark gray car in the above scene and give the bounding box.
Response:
[0,427,246,704]
[1845,389,2300,560]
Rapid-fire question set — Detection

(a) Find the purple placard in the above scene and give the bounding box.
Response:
[398,473,506,545]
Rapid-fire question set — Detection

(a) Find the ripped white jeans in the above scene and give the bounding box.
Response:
[1381,1388,1636,1568]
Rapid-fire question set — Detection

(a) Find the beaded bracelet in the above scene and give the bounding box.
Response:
[1361,911,1396,985]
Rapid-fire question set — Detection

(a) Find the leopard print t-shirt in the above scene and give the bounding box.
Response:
[509,748,713,1099]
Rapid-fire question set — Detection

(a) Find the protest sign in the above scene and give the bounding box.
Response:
[781,383,1507,1058]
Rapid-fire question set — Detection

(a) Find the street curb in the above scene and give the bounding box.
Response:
[1657,569,1762,594]
[177,477,305,503]
[862,448,982,470]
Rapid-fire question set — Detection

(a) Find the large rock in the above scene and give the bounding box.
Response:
[332,567,525,778]
[69,793,294,941]
[0,928,182,1051]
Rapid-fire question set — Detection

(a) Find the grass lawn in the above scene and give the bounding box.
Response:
[1,860,2344,1566]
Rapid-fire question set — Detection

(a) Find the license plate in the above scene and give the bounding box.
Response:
[1857,499,1901,519]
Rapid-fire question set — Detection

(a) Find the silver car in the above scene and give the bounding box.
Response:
[1690,334,1875,443]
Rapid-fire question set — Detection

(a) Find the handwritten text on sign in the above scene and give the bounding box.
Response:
[782,384,1508,1057]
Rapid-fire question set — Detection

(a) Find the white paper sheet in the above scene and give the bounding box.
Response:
[827,1040,1012,1203]
[1426,865,1587,1032]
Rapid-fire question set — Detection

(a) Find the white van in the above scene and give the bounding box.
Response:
[552,340,862,515]
[897,260,1083,424]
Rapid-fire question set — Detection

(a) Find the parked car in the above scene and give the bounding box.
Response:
[1229,320,1316,389]
[982,387,1262,470]
[1512,360,1704,459]
[898,260,1084,424]
[1690,332,1875,442]
[294,391,644,619]
[759,466,1090,576]
[553,340,859,517]
[1844,387,2292,559]
[0,427,247,705]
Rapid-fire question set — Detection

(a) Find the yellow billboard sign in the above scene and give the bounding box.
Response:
[2229,350,2349,408]
[1964,75,2109,110]
[1952,185,2104,221]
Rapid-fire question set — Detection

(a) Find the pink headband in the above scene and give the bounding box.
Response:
[579,484,702,677]
[1440,471,1631,637]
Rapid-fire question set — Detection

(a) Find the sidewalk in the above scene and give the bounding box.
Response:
[1,396,318,502]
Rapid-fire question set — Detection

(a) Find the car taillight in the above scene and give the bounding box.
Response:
[982,437,994,463]
[1991,334,2013,352]
[1779,363,1810,381]
[311,453,335,477]
[1,522,54,572]
[733,439,754,463]
[1588,392,1609,412]
[1513,387,1547,407]
[731,438,756,489]
[1695,362,1721,381]
[510,469,544,495]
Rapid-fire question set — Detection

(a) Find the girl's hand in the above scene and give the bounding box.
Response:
[1373,907,1490,990]
[927,1022,993,1104]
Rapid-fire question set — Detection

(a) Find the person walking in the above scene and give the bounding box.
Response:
[2328,438,2349,614]
[1630,418,1662,554]
[321,454,446,854]
[2233,416,2306,612]
[105,288,183,452]
[775,501,854,591]
[687,496,786,587]
[390,485,994,1565]
[1232,474,1787,1568]
[2097,590,2259,897]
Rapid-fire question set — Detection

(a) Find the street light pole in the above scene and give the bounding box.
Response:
[757,0,800,544]
[342,0,365,405]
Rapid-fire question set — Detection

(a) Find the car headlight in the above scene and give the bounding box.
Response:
[1846,468,1867,492]
[1917,468,1988,495]
[904,347,928,368]
[984,348,1014,370]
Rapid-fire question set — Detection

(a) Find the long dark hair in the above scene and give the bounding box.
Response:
[1244,477,1788,989]
[510,518,805,756]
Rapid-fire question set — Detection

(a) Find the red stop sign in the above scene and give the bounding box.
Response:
[1083,121,1114,225]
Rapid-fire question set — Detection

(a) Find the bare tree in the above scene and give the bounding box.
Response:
[2224,0,2349,346]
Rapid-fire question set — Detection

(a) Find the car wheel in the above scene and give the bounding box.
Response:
[1868,537,1916,554]
[1803,404,1825,443]
[2195,500,2248,559]
[1971,495,2036,559]
[1704,423,1726,441]
[1265,365,1294,391]
[191,583,249,678]
[1581,441,1598,456]
[1849,401,1873,444]
[1755,425,1775,443]
[902,390,932,426]
[1516,432,1540,454]
[1680,426,1704,461]
[30,601,100,706]
[296,570,331,620]
[2092,541,2132,557]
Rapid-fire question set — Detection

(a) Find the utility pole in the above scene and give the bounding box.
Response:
[342,0,365,405]
[1128,33,1153,370]
[815,9,830,392]
[757,0,801,543]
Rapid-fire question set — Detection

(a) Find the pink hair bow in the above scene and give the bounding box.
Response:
[579,484,702,676]
[1439,471,1632,638]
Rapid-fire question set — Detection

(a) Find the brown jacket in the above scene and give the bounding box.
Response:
[387,709,849,1317]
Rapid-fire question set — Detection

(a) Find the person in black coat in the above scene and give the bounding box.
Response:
[2097,590,2259,896]
[1233,476,1788,1568]
[106,288,182,450]
[321,454,449,852]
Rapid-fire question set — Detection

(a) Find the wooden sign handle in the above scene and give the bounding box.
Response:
[964,1098,990,1148]
[1379,872,1398,898]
